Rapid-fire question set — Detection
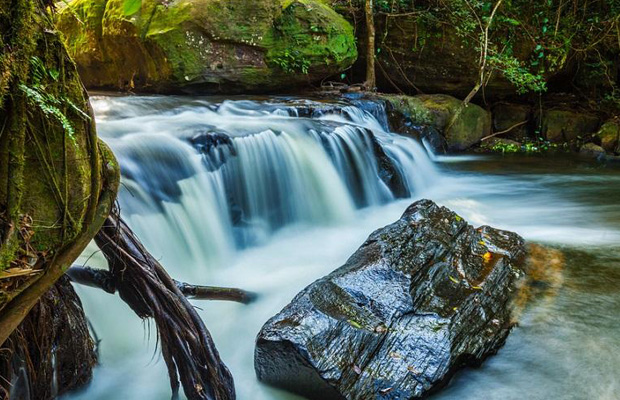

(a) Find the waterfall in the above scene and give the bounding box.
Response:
[92,95,439,267]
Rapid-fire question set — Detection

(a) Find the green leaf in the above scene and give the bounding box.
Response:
[348,320,362,329]
[48,68,60,81]
[123,0,141,16]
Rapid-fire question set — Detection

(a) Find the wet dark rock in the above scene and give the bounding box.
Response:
[190,130,237,171]
[371,137,409,199]
[384,99,445,153]
[255,199,527,400]
[0,276,96,400]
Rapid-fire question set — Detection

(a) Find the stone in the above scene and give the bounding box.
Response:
[542,109,599,143]
[378,94,491,151]
[579,143,606,159]
[255,199,527,400]
[56,0,357,93]
[594,119,620,154]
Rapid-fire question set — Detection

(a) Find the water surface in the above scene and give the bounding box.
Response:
[66,96,620,400]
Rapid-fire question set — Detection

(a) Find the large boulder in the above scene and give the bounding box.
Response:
[56,0,357,93]
[379,94,491,151]
[255,199,527,399]
[541,108,600,143]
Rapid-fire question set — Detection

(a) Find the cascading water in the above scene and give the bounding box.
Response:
[94,96,438,259]
[67,95,620,400]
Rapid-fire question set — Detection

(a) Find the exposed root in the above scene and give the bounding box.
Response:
[0,276,96,400]
[67,266,257,304]
[93,207,236,400]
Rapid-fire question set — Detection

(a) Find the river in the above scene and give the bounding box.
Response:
[64,95,620,400]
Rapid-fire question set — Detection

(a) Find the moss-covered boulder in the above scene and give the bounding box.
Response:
[594,119,620,154]
[0,0,119,345]
[56,0,358,93]
[379,94,491,151]
[541,108,600,143]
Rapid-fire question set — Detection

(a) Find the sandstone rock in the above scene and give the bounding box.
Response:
[56,0,357,93]
[594,119,620,154]
[542,108,599,143]
[579,142,606,159]
[379,94,491,151]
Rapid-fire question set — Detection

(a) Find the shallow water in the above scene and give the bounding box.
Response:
[65,96,620,400]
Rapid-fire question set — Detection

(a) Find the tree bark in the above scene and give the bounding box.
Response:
[364,0,376,90]
[67,265,257,304]
[93,210,236,400]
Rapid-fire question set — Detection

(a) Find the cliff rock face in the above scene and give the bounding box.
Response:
[256,199,527,399]
[56,0,358,93]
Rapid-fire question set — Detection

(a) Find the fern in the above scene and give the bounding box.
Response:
[19,84,76,141]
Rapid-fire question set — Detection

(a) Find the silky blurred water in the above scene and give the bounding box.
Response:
[64,96,620,400]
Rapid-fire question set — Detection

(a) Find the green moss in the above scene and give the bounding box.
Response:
[378,93,491,151]
[266,0,357,74]
[57,0,357,91]
[595,120,620,153]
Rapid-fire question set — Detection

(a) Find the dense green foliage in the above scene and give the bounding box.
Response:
[337,0,619,111]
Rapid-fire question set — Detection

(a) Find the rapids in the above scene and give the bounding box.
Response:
[65,95,620,400]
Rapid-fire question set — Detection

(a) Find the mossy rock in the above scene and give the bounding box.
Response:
[56,0,357,93]
[594,119,620,154]
[541,108,600,143]
[378,94,491,151]
[0,0,119,335]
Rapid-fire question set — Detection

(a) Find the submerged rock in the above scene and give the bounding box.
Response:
[56,0,357,93]
[255,199,526,399]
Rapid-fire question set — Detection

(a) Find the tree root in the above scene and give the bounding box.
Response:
[67,265,258,304]
[92,207,236,400]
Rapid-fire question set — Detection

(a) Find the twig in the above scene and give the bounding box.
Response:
[67,265,257,304]
[480,120,529,142]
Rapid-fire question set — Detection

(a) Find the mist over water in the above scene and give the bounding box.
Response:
[66,95,620,400]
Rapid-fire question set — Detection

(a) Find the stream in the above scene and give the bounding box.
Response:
[65,95,620,400]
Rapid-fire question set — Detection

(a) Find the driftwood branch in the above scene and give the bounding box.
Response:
[67,265,257,304]
[92,208,235,400]
[480,120,529,142]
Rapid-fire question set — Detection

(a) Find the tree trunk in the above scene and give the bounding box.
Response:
[364,0,376,90]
